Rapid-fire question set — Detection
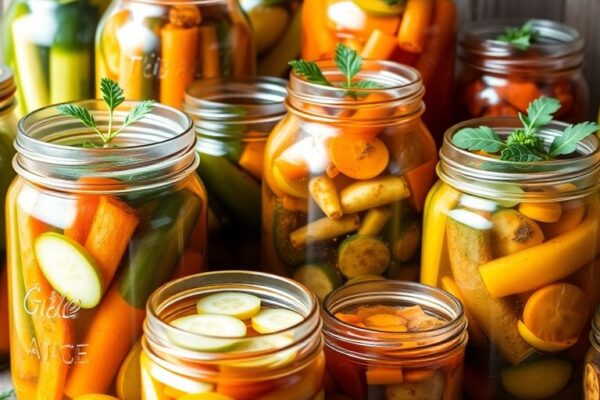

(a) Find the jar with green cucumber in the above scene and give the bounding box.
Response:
[421,97,600,399]
[0,66,18,367]
[7,81,207,399]
[2,0,109,117]
[141,270,325,400]
[240,0,302,77]
[262,47,438,300]
[184,77,287,269]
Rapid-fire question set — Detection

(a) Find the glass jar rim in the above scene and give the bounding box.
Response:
[144,271,322,376]
[184,76,287,139]
[439,116,600,201]
[15,100,198,193]
[460,18,584,73]
[322,281,467,364]
[0,65,16,112]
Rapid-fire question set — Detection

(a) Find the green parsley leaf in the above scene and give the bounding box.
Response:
[0,389,15,400]
[57,104,97,130]
[520,96,561,134]
[334,42,362,88]
[549,121,600,156]
[452,126,506,153]
[100,77,124,112]
[497,20,539,50]
[500,144,544,162]
[505,128,546,153]
[288,60,332,87]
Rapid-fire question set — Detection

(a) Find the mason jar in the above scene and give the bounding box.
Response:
[457,19,588,123]
[240,0,302,77]
[322,280,467,400]
[421,117,600,399]
[7,101,207,398]
[262,60,438,300]
[0,66,18,366]
[1,0,108,117]
[301,0,456,140]
[184,77,287,269]
[142,271,324,400]
[96,0,255,108]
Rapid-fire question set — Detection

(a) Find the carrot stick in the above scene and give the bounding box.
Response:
[403,159,437,212]
[302,0,336,59]
[397,0,434,53]
[84,196,139,291]
[64,288,145,397]
[0,266,8,356]
[199,25,221,79]
[238,140,266,180]
[232,23,254,77]
[414,0,455,85]
[361,29,398,60]
[495,81,541,113]
[159,23,199,108]
[17,208,73,400]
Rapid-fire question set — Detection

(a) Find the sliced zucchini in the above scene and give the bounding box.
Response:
[224,334,296,369]
[293,264,342,301]
[196,292,261,320]
[169,315,246,352]
[34,232,103,309]
[353,0,405,17]
[345,274,386,285]
[338,235,391,279]
[251,308,304,334]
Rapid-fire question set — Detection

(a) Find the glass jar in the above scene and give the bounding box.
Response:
[457,19,588,123]
[142,270,324,399]
[240,0,302,77]
[322,280,467,400]
[301,0,456,140]
[2,0,109,116]
[262,60,438,300]
[184,77,287,269]
[7,101,207,399]
[0,66,18,367]
[585,307,600,400]
[421,117,600,399]
[96,0,255,108]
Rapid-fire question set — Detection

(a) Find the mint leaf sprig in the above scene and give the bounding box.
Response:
[497,20,539,50]
[289,43,381,96]
[452,96,599,162]
[57,78,154,147]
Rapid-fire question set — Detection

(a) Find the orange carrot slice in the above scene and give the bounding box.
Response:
[328,134,389,180]
[361,29,398,60]
[495,81,541,113]
[366,368,404,385]
[397,0,434,53]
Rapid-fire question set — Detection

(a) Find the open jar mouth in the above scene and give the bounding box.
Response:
[144,271,322,380]
[322,281,467,365]
[439,117,600,202]
[184,76,287,140]
[287,59,425,123]
[14,100,197,193]
[460,19,584,73]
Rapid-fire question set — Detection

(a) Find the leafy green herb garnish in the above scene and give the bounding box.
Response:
[289,43,381,95]
[57,78,154,147]
[0,389,15,400]
[497,20,539,50]
[452,97,599,162]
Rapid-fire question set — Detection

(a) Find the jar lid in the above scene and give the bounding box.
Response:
[0,65,16,110]
[460,19,584,73]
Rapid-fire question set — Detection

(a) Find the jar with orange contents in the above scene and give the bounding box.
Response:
[322,280,467,400]
[141,271,325,400]
[301,0,456,139]
[457,19,588,123]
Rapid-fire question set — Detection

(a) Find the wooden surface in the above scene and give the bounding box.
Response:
[455,0,600,118]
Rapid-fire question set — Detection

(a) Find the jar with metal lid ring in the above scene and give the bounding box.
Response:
[184,76,287,269]
[0,65,17,367]
[262,59,438,300]
[142,270,325,399]
[7,100,207,398]
[457,19,588,122]
[96,0,255,108]
[421,116,600,399]
[322,280,467,400]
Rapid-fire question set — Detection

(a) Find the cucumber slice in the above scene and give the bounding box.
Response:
[458,194,498,212]
[169,315,246,352]
[345,274,386,285]
[338,235,391,279]
[447,209,493,230]
[251,308,304,334]
[149,358,214,394]
[224,334,296,369]
[196,292,261,320]
[353,0,405,17]
[34,232,103,309]
[293,264,342,301]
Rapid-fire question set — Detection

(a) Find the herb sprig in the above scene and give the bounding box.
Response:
[452,97,599,162]
[497,20,539,50]
[289,43,381,95]
[57,78,154,147]
[0,389,15,400]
